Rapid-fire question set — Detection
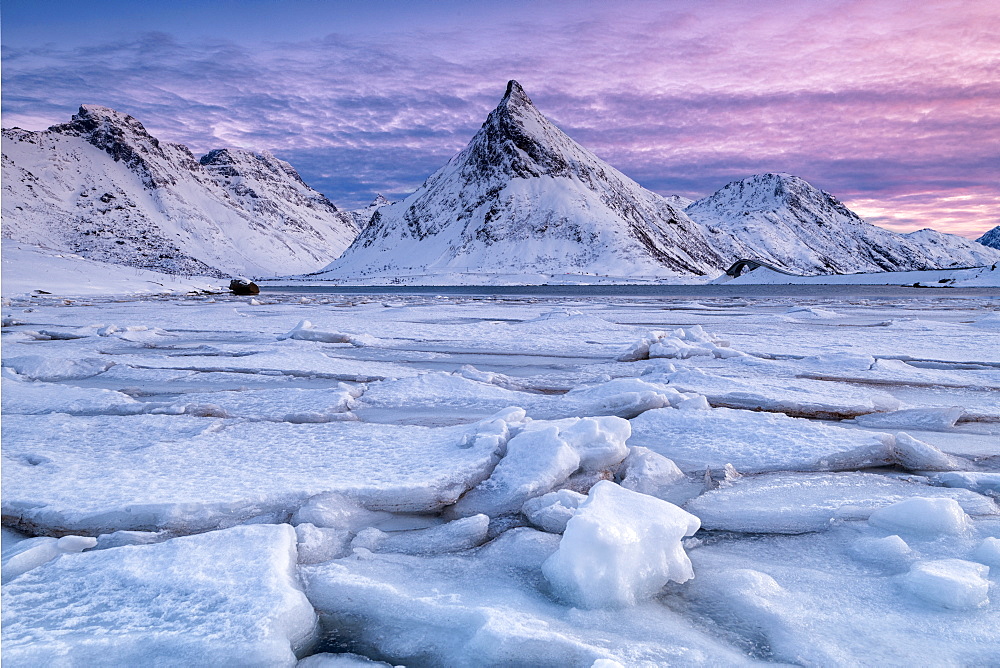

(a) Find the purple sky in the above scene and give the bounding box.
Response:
[3,0,998,237]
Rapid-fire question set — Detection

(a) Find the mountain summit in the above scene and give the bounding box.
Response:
[686,173,956,274]
[316,80,725,281]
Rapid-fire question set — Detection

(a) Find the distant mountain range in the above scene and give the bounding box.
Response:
[4,89,998,281]
[2,106,358,277]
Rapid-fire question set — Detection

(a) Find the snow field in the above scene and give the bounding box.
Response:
[2,290,998,664]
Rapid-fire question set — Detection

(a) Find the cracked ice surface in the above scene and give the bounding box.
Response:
[2,288,999,665]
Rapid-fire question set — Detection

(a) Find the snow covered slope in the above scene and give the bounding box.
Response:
[904,228,1000,268]
[977,226,1000,250]
[685,173,967,275]
[1,242,220,297]
[315,81,725,282]
[2,106,359,277]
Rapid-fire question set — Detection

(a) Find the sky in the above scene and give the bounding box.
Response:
[2,0,998,237]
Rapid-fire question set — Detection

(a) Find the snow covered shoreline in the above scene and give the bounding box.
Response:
[3,289,998,665]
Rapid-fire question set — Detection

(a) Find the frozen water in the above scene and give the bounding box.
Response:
[686,472,998,533]
[3,287,998,663]
[449,416,630,518]
[628,406,896,473]
[868,497,970,535]
[3,413,515,535]
[303,527,751,666]
[522,489,587,533]
[855,406,964,430]
[1,524,317,666]
[542,481,700,608]
[350,515,490,556]
[899,559,990,609]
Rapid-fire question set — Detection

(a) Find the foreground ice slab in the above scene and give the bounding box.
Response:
[303,528,754,666]
[2,412,514,535]
[1,524,317,666]
[542,481,700,608]
[628,406,897,473]
[685,472,998,533]
[658,367,900,419]
[680,521,1000,665]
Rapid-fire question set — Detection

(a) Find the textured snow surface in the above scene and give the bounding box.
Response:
[2,287,997,664]
[1,524,317,666]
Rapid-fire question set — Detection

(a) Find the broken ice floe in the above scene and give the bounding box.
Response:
[448,415,630,518]
[1,412,515,535]
[680,519,1000,665]
[1,524,317,666]
[279,320,380,347]
[627,406,964,474]
[617,326,744,362]
[302,528,752,666]
[685,471,998,533]
[655,367,901,419]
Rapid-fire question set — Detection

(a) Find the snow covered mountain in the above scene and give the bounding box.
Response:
[348,194,394,229]
[903,228,1000,268]
[2,105,359,277]
[314,81,725,281]
[977,226,1000,251]
[683,173,974,274]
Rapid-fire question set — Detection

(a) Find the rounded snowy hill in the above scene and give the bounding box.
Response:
[685,173,946,275]
[2,105,359,277]
[314,81,726,283]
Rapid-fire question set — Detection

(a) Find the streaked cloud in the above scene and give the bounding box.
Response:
[2,0,997,236]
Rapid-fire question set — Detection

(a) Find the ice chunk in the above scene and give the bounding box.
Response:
[293,493,394,531]
[541,481,700,608]
[868,497,970,535]
[522,489,587,533]
[936,472,1000,498]
[784,306,843,319]
[971,537,1000,567]
[629,406,896,474]
[95,530,169,550]
[889,432,968,471]
[165,385,359,423]
[686,472,997,533]
[1,534,98,583]
[617,327,742,362]
[295,523,353,564]
[855,407,964,430]
[616,446,686,497]
[279,320,378,346]
[849,535,915,568]
[350,515,489,555]
[899,559,990,609]
[3,354,113,381]
[450,416,629,518]
[2,525,317,665]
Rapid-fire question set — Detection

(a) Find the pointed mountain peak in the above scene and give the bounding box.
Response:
[500,80,533,108]
[368,193,392,208]
[55,105,156,142]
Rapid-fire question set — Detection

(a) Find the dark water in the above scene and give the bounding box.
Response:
[259,283,1000,300]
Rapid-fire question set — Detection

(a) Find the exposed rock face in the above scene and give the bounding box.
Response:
[2,106,359,277]
[316,81,726,281]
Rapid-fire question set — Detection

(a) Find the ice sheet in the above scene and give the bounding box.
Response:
[1,524,317,666]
